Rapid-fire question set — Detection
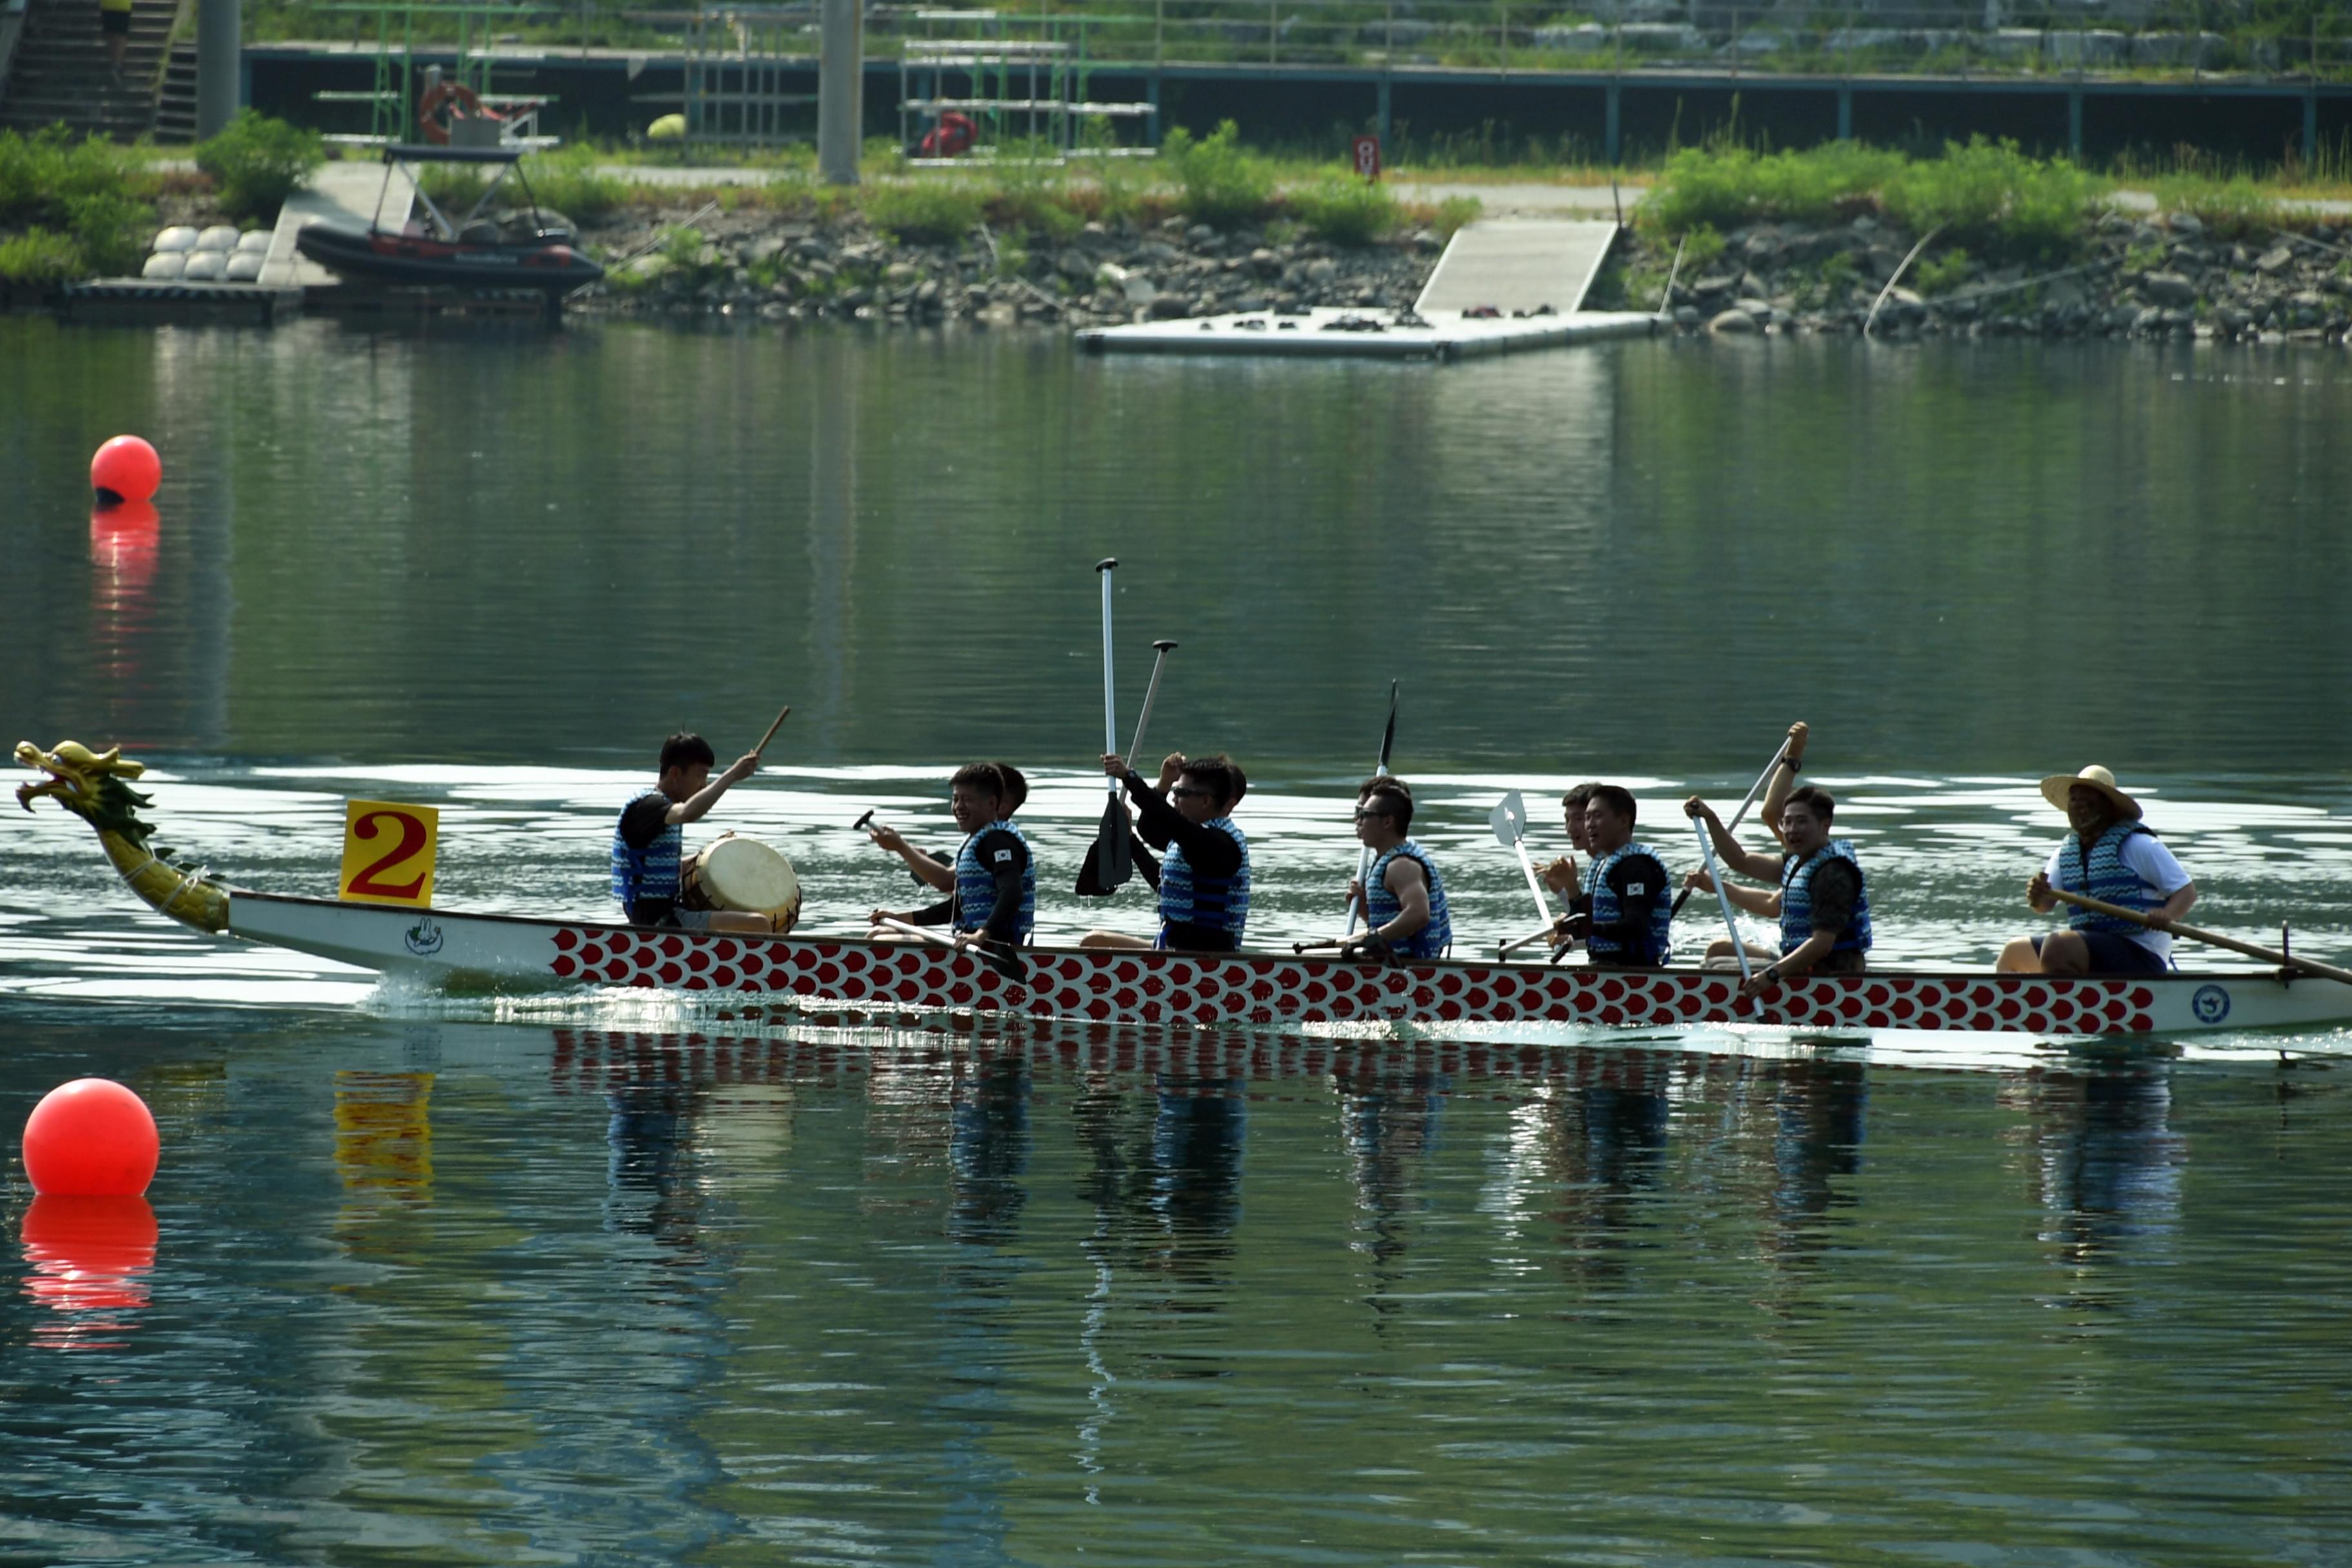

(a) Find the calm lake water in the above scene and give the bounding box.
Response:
[4,314,2351,1565]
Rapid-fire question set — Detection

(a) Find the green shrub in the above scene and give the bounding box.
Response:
[1912,246,1972,295]
[0,226,86,283]
[194,110,326,219]
[1161,121,1275,228]
[521,143,625,218]
[1641,141,1900,232]
[0,126,153,228]
[861,179,983,242]
[1679,222,1727,271]
[1884,137,2092,257]
[64,190,151,274]
[1287,173,1399,246]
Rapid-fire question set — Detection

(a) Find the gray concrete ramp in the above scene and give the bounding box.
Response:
[262,158,416,290]
[1414,219,1620,316]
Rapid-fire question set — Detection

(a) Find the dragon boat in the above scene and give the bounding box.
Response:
[19,740,2352,1040]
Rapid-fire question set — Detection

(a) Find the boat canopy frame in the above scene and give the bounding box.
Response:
[371,141,551,243]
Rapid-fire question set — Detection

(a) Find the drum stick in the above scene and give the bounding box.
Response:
[752,704,792,757]
[852,810,876,832]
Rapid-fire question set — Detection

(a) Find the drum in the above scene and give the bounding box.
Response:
[678,834,802,932]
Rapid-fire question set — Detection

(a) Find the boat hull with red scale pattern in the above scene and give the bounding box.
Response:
[222,890,2351,1037]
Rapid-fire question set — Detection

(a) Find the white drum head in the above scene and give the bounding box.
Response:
[694,836,800,915]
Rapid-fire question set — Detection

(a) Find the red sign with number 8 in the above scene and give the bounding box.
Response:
[1351,135,1381,181]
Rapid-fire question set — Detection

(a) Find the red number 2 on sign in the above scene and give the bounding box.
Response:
[346,810,429,899]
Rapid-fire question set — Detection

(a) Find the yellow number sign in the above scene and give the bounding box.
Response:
[338,800,440,908]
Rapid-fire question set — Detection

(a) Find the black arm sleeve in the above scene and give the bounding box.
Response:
[1122,772,1240,877]
[975,828,1030,946]
[908,897,954,926]
[620,794,671,850]
[1592,854,1667,945]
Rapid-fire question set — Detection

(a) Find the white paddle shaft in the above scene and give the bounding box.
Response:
[1099,564,1119,796]
[1691,817,1754,984]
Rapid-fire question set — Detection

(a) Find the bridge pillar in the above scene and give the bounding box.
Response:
[1604,78,1620,163]
[2066,87,2082,159]
[195,0,240,140]
[1836,83,1851,140]
[1376,76,1390,142]
[2307,93,2319,166]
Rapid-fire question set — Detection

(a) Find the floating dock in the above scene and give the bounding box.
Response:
[1079,219,1657,360]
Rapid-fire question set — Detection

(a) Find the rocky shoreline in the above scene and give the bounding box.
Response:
[1597,211,2352,344]
[573,203,1446,326]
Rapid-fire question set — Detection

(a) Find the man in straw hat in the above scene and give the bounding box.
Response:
[1997,765,2198,976]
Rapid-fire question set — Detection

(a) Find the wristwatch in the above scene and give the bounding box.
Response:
[1762,964,1783,983]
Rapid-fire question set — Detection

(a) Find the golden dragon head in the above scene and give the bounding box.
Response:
[15,740,156,845]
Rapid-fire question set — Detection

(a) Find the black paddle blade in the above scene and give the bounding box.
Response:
[1093,795,1133,890]
[978,942,1027,988]
[1076,830,1158,897]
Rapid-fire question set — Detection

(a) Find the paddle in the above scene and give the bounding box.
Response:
[751,703,792,757]
[1075,637,1178,896]
[1667,733,1792,919]
[1488,791,1558,936]
[2045,888,2352,986]
[1689,814,1755,987]
[874,914,1028,987]
[1088,558,1133,892]
[1343,681,1400,936]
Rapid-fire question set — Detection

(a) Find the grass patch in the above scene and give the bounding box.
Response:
[2153,175,2284,239]
[0,226,86,283]
[0,127,161,279]
[1284,173,1399,245]
[861,179,985,242]
[520,143,627,218]
[1642,136,2097,259]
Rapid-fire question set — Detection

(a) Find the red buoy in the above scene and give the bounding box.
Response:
[90,435,161,505]
[21,1195,159,1315]
[22,1078,160,1197]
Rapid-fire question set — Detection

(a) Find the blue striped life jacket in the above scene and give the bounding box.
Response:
[1366,839,1451,959]
[954,820,1036,941]
[1161,818,1250,939]
[611,789,681,912]
[1781,839,1872,956]
[1585,842,1674,965]
[2059,823,2161,934]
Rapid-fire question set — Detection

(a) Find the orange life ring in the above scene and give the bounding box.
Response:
[416,79,493,145]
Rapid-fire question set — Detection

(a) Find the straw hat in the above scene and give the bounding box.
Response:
[2039,765,2142,819]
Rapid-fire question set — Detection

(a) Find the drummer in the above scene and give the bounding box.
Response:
[870,762,1035,954]
[612,732,771,932]
[868,762,1028,896]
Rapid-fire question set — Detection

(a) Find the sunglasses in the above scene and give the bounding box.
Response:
[1353,808,1392,822]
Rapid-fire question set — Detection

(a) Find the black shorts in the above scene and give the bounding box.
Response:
[2034,930,2168,975]
[100,10,130,35]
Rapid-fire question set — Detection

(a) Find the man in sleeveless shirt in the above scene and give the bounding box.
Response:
[1556,785,1674,967]
[1080,752,1251,952]
[1344,778,1453,961]
[1683,784,1872,999]
[869,763,1034,956]
[1999,765,2196,977]
[611,732,769,932]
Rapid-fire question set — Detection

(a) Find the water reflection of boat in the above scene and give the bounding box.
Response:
[293,144,603,300]
[21,740,2352,1040]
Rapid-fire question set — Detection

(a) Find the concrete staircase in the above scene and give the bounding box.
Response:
[151,36,192,141]
[0,0,177,140]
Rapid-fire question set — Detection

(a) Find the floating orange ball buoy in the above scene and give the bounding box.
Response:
[90,435,161,506]
[22,1078,160,1197]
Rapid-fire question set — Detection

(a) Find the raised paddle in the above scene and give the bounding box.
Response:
[1088,558,1133,892]
[751,703,792,758]
[1488,791,1558,935]
[1690,814,1755,987]
[1344,681,1400,936]
[875,915,1028,986]
[1075,637,1178,896]
[1668,733,1793,919]
[2044,888,2352,986]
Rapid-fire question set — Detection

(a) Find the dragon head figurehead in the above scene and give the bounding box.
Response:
[16,740,158,849]
[14,739,226,934]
